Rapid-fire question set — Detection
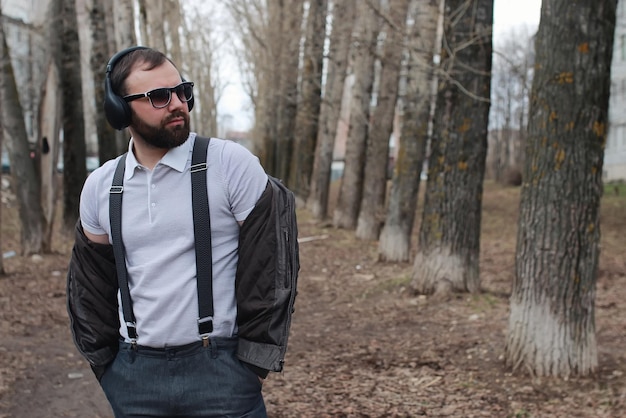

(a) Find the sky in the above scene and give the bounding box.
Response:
[493,0,542,37]
[218,0,544,133]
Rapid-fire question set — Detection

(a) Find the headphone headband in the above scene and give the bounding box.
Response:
[106,46,149,76]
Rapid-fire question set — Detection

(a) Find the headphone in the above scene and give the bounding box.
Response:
[104,46,194,130]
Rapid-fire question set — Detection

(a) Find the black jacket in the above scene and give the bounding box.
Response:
[67,178,299,379]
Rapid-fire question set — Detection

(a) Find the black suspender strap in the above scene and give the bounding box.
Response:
[191,136,214,339]
[109,136,214,346]
[109,153,137,342]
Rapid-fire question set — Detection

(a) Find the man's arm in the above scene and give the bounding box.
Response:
[84,229,110,245]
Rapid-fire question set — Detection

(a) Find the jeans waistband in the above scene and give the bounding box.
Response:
[119,337,238,358]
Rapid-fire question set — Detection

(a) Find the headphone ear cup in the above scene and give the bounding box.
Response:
[181,78,194,112]
[187,96,194,112]
[104,46,148,130]
[104,76,132,130]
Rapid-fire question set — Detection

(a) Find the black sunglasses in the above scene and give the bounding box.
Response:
[123,81,194,109]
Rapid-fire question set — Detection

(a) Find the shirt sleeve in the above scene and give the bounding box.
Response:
[219,141,269,222]
[79,164,108,237]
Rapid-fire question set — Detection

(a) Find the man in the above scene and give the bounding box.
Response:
[67,46,298,417]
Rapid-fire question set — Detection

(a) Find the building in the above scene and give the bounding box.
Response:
[606,1,626,181]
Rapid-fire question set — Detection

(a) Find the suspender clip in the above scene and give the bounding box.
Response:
[190,162,207,173]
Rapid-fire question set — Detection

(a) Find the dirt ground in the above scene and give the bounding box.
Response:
[0,180,625,418]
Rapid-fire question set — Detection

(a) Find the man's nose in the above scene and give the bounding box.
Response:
[168,91,186,110]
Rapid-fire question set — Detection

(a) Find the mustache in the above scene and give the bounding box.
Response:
[164,111,187,124]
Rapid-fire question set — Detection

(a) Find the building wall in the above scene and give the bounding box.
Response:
[606,0,626,181]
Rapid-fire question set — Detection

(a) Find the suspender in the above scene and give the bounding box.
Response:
[190,137,213,338]
[109,136,213,346]
[110,153,136,341]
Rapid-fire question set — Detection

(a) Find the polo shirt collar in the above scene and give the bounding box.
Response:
[125,132,197,180]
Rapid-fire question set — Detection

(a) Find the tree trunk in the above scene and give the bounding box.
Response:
[258,0,283,175]
[146,0,166,53]
[356,0,410,241]
[225,0,275,157]
[0,20,45,255]
[165,0,183,66]
[113,0,136,47]
[90,0,118,163]
[137,0,149,46]
[275,0,303,182]
[333,1,379,230]
[505,0,615,378]
[289,0,327,200]
[307,0,356,219]
[111,0,136,152]
[61,0,88,232]
[39,66,61,253]
[38,0,62,250]
[411,0,493,295]
[378,0,439,262]
[0,0,3,272]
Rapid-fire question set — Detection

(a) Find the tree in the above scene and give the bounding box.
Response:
[289,0,327,201]
[145,0,167,52]
[274,0,303,182]
[505,0,616,378]
[355,0,410,241]
[333,1,380,230]
[110,0,137,153]
[113,0,137,48]
[307,0,356,219]
[137,0,150,46]
[378,0,440,262]
[61,0,88,232]
[40,0,64,249]
[489,25,535,183]
[90,0,118,164]
[0,2,4,274]
[226,0,270,157]
[0,17,46,255]
[180,2,221,137]
[165,0,184,66]
[411,0,493,295]
[226,1,303,179]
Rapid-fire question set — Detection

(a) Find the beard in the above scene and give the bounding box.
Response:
[131,110,190,150]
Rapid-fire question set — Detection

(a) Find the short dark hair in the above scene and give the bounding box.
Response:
[110,48,178,96]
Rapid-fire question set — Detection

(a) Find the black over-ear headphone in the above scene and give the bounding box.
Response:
[104,46,194,130]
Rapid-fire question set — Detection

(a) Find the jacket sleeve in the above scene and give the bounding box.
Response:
[66,219,120,380]
[235,178,299,375]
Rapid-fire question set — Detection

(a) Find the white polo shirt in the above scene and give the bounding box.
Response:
[79,133,268,347]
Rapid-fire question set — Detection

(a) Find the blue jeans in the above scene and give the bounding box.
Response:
[100,337,266,417]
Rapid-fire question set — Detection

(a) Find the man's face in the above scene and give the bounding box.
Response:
[124,60,191,149]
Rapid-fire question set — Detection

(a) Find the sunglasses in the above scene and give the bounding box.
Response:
[123,81,194,109]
